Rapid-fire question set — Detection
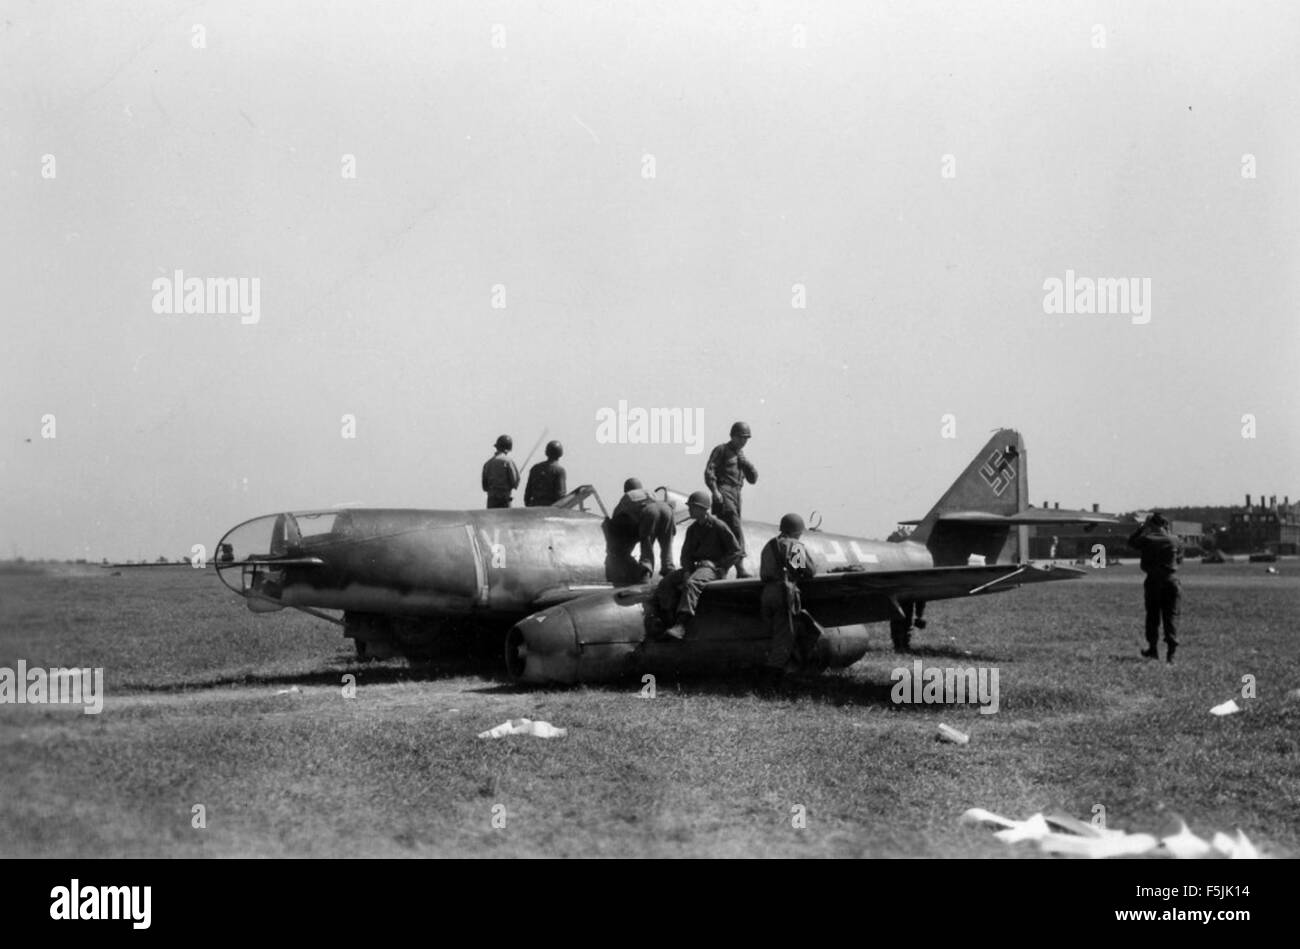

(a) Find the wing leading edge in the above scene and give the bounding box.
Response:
[695,562,1086,627]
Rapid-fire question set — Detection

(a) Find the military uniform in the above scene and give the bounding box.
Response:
[482,452,520,508]
[659,512,740,627]
[761,533,819,672]
[609,488,676,576]
[704,441,757,573]
[1128,523,1183,661]
[524,460,566,507]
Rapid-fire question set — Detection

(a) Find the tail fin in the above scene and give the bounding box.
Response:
[909,429,1028,566]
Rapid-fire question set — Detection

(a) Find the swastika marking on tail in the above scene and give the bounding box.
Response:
[978,449,1017,497]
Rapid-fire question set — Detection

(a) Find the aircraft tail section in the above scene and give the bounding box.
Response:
[909,429,1027,565]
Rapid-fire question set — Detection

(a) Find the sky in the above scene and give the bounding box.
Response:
[3,0,1298,560]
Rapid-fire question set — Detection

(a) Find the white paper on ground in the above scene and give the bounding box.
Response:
[937,723,969,745]
[478,717,568,739]
[993,813,1051,844]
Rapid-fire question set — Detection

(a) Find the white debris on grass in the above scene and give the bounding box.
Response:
[961,808,1263,859]
[1161,818,1213,858]
[478,717,567,739]
[1209,699,1240,716]
[936,723,969,745]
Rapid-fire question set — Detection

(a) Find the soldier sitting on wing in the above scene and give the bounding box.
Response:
[657,490,742,641]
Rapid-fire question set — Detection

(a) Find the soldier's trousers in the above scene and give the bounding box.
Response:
[659,565,724,620]
[1143,578,1180,648]
[761,583,800,670]
[638,506,676,575]
[486,496,511,509]
[712,491,748,574]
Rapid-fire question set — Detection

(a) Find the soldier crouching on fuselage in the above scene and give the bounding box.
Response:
[607,478,676,581]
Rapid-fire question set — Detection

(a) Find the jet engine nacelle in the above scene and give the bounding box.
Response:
[506,585,873,684]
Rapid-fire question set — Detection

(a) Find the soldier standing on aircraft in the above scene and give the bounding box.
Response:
[1128,512,1183,663]
[758,514,820,691]
[704,421,758,577]
[658,490,741,640]
[524,440,567,507]
[607,478,676,579]
[482,435,520,509]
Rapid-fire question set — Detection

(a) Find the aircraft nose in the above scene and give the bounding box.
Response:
[213,513,302,607]
[506,608,579,683]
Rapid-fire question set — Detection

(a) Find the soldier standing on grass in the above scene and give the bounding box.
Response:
[1128,512,1183,663]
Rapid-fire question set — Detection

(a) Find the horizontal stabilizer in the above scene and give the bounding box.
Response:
[929,508,1121,527]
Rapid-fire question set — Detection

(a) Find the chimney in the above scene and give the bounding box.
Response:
[1053,502,1059,510]
[1092,503,1099,513]
[1246,494,1251,508]
[1270,495,1276,508]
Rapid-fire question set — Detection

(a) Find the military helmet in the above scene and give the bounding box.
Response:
[779,513,806,535]
[545,440,563,460]
[687,489,712,510]
[494,434,512,451]
[624,477,643,492]
[730,421,752,438]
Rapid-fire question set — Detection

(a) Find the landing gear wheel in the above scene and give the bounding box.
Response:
[355,639,373,662]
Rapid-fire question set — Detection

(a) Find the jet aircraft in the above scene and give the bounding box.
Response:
[214,429,1116,683]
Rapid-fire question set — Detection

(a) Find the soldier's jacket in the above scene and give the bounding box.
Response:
[760,535,819,584]
[704,443,757,498]
[1127,527,1183,580]
[681,513,741,572]
[524,460,566,506]
[482,453,520,499]
[610,488,657,528]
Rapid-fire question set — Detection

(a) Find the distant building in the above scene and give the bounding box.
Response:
[1026,502,1202,560]
[1225,494,1299,555]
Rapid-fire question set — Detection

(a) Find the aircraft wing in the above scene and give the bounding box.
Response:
[214,556,327,568]
[697,562,1086,625]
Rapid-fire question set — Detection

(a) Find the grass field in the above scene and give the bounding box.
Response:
[1,562,1297,858]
